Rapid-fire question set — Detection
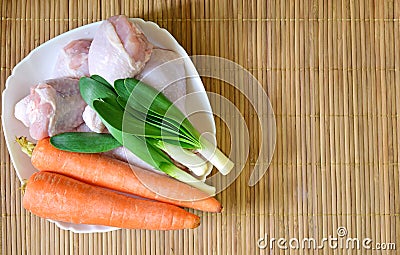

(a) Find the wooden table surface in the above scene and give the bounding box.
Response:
[1,0,399,254]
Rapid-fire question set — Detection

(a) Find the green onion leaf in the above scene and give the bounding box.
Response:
[123,79,202,147]
[79,76,117,108]
[50,132,121,153]
[93,99,188,141]
[90,75,114,89]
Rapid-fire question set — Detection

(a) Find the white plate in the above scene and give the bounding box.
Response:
[2,18,215,233]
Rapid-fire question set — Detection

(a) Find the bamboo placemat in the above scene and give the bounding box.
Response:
[1,0,400,254]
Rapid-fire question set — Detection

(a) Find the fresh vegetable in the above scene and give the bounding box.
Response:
[115,77,234,174]
[50,132,120,153]
[78,76,217,194]
[153,140,210,177]
[19,137,222,212]
[23,171,200,230]
[78,75,233,175]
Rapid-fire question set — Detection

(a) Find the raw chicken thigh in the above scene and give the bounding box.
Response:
[75,123,93,132]
[53,39,91,78]
[135,48,187,112]
[88,15,153,84]
[84,14,156,133]
[82,106,105,133]
[14,78,86,140]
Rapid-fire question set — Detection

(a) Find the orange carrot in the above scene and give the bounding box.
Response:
[30,138,222,212]
[23,171,200,230]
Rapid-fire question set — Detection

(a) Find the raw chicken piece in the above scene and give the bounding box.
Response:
[135,48,187,112]
[75,123,93,132]
[14,94,34,127]
[88,15,153,84]
[82,105,105,133]
[15,78,87,140]
[53,39,91,78]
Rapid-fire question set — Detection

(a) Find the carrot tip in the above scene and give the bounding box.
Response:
[193,217,201,228]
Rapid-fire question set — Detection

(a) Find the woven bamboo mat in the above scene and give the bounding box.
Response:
[1,0,400,254]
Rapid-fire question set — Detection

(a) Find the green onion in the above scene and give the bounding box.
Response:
[197,136,234,175]
[151,140,210,176]
[121,78,234,175]
[116,79,201,147]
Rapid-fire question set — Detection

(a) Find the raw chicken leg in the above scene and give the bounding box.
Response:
[82,105,105,133]
[88,15,153,84]
[15,78,87,140]
[53,39,91,78]
[84,15,154,132]
[135,48,187,112]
